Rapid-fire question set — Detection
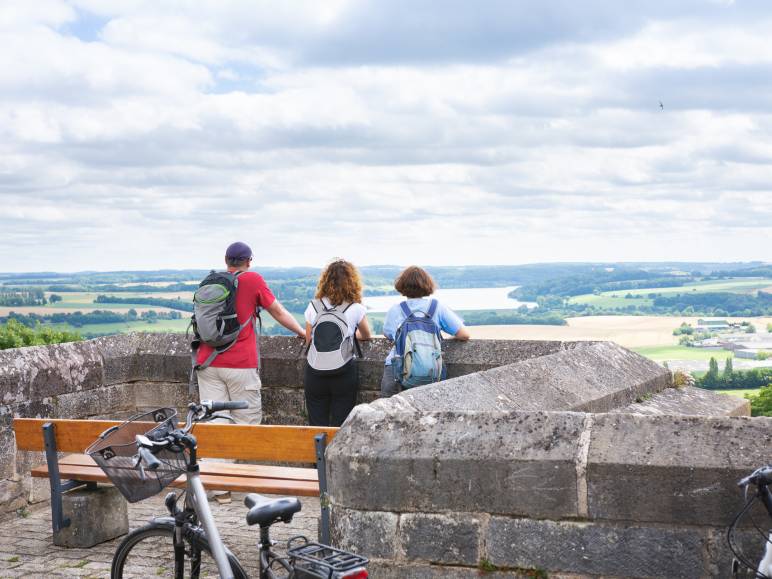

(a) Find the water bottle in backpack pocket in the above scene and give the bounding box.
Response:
[306,300,362,375]
[392,299,444,388]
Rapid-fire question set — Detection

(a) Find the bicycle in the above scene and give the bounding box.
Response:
[87,400,369,579]
[728,466,772,578]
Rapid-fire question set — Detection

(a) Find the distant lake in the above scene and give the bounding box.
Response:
[362,286,538,313]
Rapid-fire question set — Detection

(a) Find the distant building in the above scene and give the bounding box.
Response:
[696,319,730,331]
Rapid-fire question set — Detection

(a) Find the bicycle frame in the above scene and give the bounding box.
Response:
[186,470,234,579]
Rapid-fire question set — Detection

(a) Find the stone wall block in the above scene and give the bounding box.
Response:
[94,333,144,384]
[399,512,481,565]
[588,413,772,526]
[365,562,522,578]
[263,388,307,425]
[441,339,578,368]
[327,408,583,518]
[259,336,306,388]
[356,358,388,391]
[615,385,751,417]
[133,381,188,413]
[330,506,399,560]
[1,340,104,403]
[0,410,15,479]
[398,372,523,413]
[52,383,136,419]
[487,517,706,578]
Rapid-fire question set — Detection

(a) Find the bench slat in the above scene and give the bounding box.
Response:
[31,463,321,497]
[57,454,318,482]
[14,418,338,463]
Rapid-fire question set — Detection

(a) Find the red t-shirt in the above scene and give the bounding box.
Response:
[196,271,276,368]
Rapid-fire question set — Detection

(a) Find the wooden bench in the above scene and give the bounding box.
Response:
[13,418,339,544]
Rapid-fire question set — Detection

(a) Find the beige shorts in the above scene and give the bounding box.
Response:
[196,366,262,425]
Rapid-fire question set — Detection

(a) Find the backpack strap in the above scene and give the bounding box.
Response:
[341,302,352,313]
[427,299,439,318]
[399,301,412,318]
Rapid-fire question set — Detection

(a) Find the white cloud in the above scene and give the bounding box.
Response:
[0,0,770,272]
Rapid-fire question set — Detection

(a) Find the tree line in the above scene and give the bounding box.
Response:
[3,309,183,328]
[698,357,772,390]
[0,289,48,306]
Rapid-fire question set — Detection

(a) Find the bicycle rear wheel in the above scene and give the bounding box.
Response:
[111,518,247,579]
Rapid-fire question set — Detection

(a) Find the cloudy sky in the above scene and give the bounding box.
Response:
[1,0,771,272]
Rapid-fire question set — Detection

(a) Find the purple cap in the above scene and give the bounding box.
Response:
[225,241,252,260]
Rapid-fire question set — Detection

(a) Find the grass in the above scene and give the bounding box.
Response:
[717,388,762,398]
[47,319,191,335]
[6,556,20,563]
[570,294,653,308]
[569,277,772,306]
[633,345,735,361]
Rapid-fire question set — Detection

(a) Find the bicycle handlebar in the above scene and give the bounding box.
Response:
[132,401,251,472]
[738,466,772,488]
[204,400,249,412]
[137,446,161,470]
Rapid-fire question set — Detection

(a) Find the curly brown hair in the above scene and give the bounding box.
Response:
[394,266,436,298]
[315,259,363,305]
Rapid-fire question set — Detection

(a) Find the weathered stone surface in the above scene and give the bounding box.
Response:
[330,507,399,560]
[400,512,481,565]
[588,413,772,526]
[52,383,136,419]
[133,381,188,414]
[487,517,705,578]
[615,385,751,417]
[0,340,104,402]
[0,479,25,517]
[328,407,584,518]
[94,333,144,385]
[53,486,128,548]
[394,341,670,414]
[705,525,768,578]
[366,562,535,578]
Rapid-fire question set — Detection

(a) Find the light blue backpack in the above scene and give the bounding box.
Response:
[392,300,444,388]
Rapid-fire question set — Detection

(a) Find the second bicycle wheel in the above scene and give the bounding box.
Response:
[111,519,247,579]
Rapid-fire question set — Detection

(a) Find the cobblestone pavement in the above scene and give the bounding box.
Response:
[0,493,320,578]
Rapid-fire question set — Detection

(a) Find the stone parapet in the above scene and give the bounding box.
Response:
[327,407,772,577]
[615,385,750,417]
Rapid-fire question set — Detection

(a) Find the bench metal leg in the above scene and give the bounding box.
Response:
[42,423,94,534]
[314,433,330,546]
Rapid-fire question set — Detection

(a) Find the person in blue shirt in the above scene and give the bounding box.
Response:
[381,266,470,397]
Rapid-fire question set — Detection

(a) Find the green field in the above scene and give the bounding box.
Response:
[717,388,762,399]
[569,277,772,307]
[632,345,735,361]
[48,319,192,335]
[570,294,653,308]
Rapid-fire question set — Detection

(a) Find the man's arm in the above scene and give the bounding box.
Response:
[265,300,305,338]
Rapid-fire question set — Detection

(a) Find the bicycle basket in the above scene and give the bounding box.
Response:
[287,539,368,579]
[86,408,185,503]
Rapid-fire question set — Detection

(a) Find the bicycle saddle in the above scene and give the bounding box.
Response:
[244,493,302,527]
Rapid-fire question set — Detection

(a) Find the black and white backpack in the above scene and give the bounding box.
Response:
[306,299,362,374]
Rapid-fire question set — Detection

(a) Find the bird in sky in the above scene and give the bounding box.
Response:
[659,101,664,110]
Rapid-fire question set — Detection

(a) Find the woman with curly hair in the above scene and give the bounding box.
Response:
[304,259,372,426]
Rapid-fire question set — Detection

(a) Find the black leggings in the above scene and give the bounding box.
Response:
[304,361,359,427]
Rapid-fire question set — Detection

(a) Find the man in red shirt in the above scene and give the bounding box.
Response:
[196,241,305,428]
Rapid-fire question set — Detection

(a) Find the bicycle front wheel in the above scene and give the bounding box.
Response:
[111,518,247,579]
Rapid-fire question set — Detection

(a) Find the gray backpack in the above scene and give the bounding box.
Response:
[306,300,362,374]
[190,270,259,371]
